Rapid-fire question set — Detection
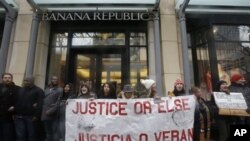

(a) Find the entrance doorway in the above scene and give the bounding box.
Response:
[47,28,149,94]
[70,48,125,95]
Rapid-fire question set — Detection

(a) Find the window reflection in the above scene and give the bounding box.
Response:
[190,29,212,99]
[238,26,250,48]
[47,31,148,91]
[51,33,68,47]
[214,25,239,41]
[130,47,148,86]
[130,32,146,46]
[47,33,68,85]
[195,44,211,92]
[214,25,250,85]
[72,32,125,46]
[47,47,67,86]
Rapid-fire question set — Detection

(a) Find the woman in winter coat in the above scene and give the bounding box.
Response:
[167,79,185,97]
[58,83,74,141]
[190,86,211,141]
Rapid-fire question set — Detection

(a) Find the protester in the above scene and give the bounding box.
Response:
[168,79,185,97]
[0,73,20,141]
[58,83,74,141]
[190,86,211,141]
[14,76,44,141]
[76,83,95,99]
[140,79,157,98]
[211,80,236,141]
[134,82,148,98]
[41,76,63,141]
[118,84,136,99]
[98,82,116,99]
[229,73,250,124]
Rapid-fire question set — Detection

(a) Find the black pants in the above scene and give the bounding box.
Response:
[0,120,15,141]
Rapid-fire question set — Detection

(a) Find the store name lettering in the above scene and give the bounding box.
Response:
[42,12,151,21]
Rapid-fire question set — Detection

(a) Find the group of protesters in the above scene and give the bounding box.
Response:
[1,72,250,141]
[189,74,250,141]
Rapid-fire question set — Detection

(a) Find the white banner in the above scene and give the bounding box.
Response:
[213,92,248,109]
[66,96,196,141]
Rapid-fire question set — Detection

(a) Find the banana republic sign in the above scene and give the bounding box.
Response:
[42,12,152,21]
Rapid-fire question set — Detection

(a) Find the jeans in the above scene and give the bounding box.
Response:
[0,120,15,141]
[59,119,65,141]
[14,115,36,141]
[43,120,58,141]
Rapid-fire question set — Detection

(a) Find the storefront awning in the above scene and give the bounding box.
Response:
[175,0,250,14]
[27,0,159,12]
[0,0,18,13]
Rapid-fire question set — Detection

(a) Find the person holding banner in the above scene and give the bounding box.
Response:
[98,82,117,99]
[140,79,157,98]
[229,73,250,124]
[76,83,95,99]
[168,79,185,97]
[58,83,74,141]
[190,86,211,141]
[211,80,236,141]
[118,84,136,99]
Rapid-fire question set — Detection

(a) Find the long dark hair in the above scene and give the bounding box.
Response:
[61,83,74,100]
[215,80,227,91]
[99,82,116,99]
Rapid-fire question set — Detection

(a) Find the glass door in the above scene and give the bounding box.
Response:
[75,53,122,95]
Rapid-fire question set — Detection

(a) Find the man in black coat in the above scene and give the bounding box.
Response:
[0,73,20,141]
[14,76,44,141]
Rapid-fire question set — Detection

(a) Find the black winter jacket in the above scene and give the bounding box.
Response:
[0,83,20,121]
[14,85,44,118]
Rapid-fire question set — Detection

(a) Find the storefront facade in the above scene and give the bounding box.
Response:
[1,0,249,96]
[1,0,173,95]
[179,0,250,99]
